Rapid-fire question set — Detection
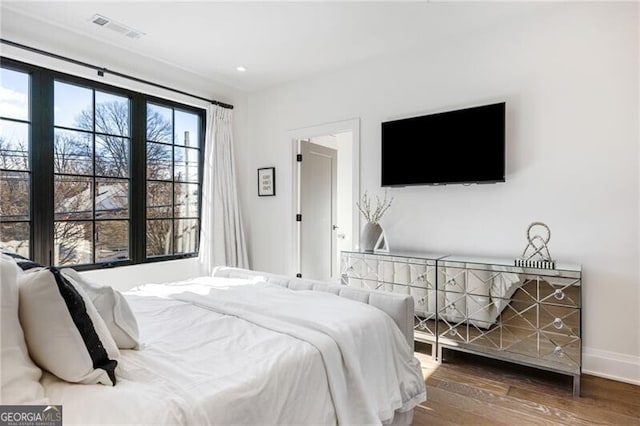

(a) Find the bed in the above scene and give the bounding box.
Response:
[1,260,426,426]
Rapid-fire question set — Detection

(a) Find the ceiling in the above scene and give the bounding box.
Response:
[0,1,544,93]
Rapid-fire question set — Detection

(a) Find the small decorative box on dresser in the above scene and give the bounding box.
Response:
[340,251,583,396]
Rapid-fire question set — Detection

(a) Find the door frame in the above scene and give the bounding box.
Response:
[287,118,360,278]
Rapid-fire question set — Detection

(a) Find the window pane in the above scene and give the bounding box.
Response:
[147,181,172,218]
[146,219,172,257]
[147,142,172,180]
[174,218,198,254]
[0,120,29,170]
[174,147,199,182]
[54,175,93,220]
[96,136,129,178]
[55,220,93,265]
[96,178,128,219]
[0,222,29,257]
[95,91,129,137]
[0,68,29,121]
[174,110,199,147]
[54,81,93,130]
[0,171,29,220]
[96,221,128,263]
[174,183,198,218]
[54,129,93,175]
[146,103,172,143]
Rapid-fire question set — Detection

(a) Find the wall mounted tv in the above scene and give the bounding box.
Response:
[381,102,505,186]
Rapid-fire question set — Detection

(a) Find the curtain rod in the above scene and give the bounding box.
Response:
[0,38,234,110]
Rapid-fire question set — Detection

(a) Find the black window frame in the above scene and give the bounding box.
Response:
[0,57,206,270]
[144,101,203,259]
[52,77,134,267]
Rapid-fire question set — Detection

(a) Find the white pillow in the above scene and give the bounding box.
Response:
[0,254,48,404]
[18,266,120,386]
[61,268,140,350]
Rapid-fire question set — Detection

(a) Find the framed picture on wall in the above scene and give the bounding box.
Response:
[258,167,276,196]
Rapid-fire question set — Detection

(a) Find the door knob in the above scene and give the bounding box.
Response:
[332,225,339,230]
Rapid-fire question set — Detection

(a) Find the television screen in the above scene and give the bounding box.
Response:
[381,102,505,186]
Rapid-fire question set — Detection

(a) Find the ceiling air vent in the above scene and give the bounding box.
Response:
[90,14,145,40]
[92,15,109,26]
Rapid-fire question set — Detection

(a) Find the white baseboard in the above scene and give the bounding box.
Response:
[582,347,640,386]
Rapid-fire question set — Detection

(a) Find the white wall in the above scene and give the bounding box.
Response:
[80,258,201,291]
[242,3,640,382]
[0,7,240,106]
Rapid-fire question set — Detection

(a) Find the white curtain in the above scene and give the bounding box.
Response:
[198,105,249,274]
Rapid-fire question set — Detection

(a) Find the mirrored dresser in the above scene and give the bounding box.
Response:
[339,250,444,359]
[340,251,582,396]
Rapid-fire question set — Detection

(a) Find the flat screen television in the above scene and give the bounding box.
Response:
[381,102,505,186]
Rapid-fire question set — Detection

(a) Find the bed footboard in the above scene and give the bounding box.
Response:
[212,267,415,348]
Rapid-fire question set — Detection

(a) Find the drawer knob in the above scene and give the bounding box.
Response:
[554,289,565,300]
[553,318,564,329]
[449,328,457,337]
[554,346,565,357]
[417,297,426,306]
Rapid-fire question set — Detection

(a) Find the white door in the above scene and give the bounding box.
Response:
[299,140,338,280]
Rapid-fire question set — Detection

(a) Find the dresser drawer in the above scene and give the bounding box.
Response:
[539,304,580,336]
[516,276,581,308]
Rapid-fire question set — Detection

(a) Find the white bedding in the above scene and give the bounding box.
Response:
[42,277,425,425]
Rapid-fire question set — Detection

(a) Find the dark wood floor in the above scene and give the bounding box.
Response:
[413,342,640,426]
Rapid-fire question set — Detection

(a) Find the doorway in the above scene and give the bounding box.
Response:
[290,119,360,281]
[299,140,338,280]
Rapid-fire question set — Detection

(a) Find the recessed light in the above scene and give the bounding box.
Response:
[236,66,246,72]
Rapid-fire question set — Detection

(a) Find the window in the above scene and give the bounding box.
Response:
[54,81,131,265]
[0,67,31,258]
[0,58,205,269]
[146,103,200,257]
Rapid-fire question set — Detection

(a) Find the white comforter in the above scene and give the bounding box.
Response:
[41,277,425,425]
